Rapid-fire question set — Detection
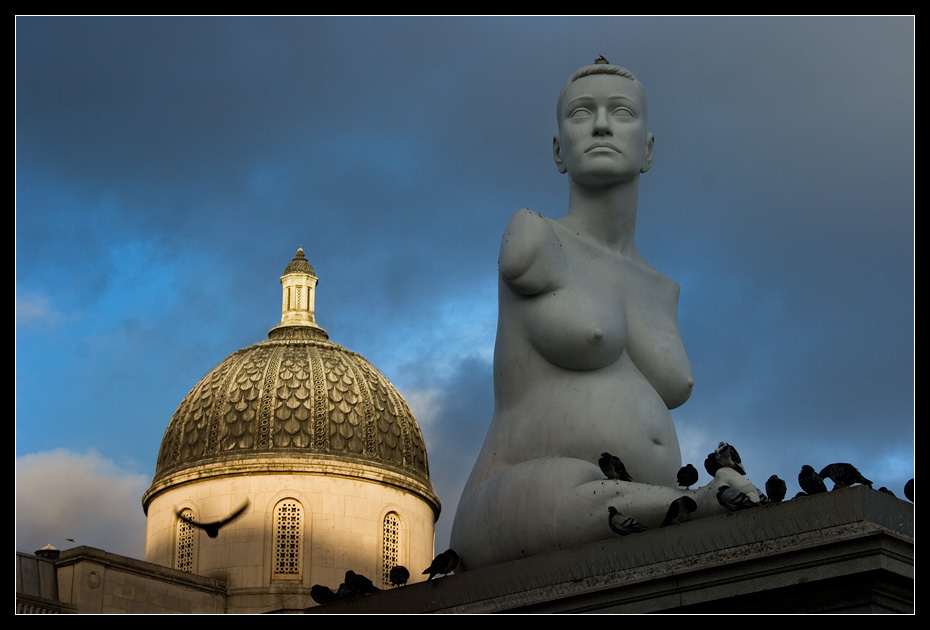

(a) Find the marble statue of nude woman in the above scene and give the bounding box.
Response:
[451,62,740,571]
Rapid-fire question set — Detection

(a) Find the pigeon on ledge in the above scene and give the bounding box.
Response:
[819,463,873,488]
[798,465,828,495]
[608,506,648,535]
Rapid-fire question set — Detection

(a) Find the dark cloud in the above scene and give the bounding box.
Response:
[402,354,494,550]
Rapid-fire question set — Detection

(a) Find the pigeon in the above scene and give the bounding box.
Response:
[798,465,828,495]
[315,579,369,602]
[716,485,758,511]
[715,466,761,503]
[423,549,459,581]
[677,464,699,489]
[310,584,340,605]
[389,565,410,587]
[819,463,873,489]
[765,475,787,503]
[714,442,746,475]
[599,452,633,482]
[904,478,914,502]
[607,506,648,535]
[661,496,698,527]
[344,570,379,594]
[878,487,896,497]
[177,500,250,538]
[704,452,721,477]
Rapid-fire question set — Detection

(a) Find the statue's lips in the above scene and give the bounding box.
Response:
[585,142,621,153]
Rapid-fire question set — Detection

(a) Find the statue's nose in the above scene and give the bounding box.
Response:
[594,107,612,134]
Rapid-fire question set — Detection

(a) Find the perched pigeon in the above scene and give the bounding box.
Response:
[819,463,873,488]
[344,570,379,594]
[310,584,340,605]
[661,496,698,527]
[904,478,914,502]
[704,452,721,477]
[599,452,633,482]
[877,487,896,497]
[177,500,250,538]
[715,442,746,475]
[389,565,410,587]
[765,475,787,503]
[798,465,828,495]
[423,549,459,581]
[310,577,371,604]
[607,506,648,535]
[716,485,758,511]
[677,464,699,489]
[715,466,761,503]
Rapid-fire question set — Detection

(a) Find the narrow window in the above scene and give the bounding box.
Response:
[176,508,195,573]
[381,512,401,586]
[272,499,303,579]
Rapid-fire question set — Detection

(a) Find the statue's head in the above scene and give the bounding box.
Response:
[554,62,654,184]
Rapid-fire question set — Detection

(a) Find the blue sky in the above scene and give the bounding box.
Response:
[16,16,914,559]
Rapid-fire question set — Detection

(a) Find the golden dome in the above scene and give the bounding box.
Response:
[144,250,438,514]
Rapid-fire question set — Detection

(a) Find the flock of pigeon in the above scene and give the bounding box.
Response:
[308,548,460,605]
[603,443,914,537]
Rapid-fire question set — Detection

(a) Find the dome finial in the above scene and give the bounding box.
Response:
[272,247,327,338]
[284,247,314,275]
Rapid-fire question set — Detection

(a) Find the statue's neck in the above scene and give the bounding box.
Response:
[562,179,639,254]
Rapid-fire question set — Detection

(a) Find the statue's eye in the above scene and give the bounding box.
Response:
[569,107,592,119]
[613,107,634,118]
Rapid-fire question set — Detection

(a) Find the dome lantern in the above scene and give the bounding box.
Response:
[270,247,327,339]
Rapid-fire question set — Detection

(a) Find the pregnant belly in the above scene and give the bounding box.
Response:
[498,359,683,486]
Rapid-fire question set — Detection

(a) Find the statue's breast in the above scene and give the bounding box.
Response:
[523,259,627,372]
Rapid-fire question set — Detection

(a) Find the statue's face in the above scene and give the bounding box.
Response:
[554,73,654,185]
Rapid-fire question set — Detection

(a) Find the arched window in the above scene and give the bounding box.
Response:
[272,499,303,580]
[381,512,401,587]
[176,508,196,573]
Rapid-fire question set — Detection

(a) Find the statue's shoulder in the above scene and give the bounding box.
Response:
[499,209,561,295]
[502,208,555,245]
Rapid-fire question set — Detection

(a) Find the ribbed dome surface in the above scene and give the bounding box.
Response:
[152,325,431,488]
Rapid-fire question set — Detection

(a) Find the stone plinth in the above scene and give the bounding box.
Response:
[302,486,913,614]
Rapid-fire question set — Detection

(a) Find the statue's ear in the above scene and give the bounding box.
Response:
[553,134,567,174]
[640,132,655,174]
